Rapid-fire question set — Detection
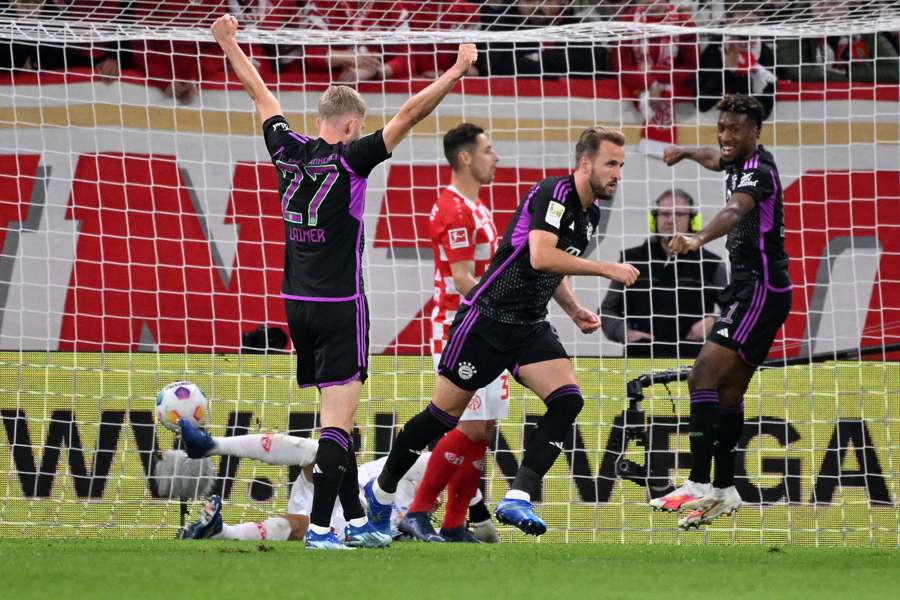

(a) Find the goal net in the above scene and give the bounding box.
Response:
[0,0,898,545]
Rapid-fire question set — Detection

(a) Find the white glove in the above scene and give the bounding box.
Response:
[471,519,500,544]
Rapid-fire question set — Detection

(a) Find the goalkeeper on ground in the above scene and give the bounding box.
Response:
[175,420,496,543]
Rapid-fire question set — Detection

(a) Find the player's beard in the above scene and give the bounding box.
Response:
[589,167,616,201]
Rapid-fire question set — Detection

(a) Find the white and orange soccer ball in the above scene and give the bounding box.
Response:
[155,381,209,432]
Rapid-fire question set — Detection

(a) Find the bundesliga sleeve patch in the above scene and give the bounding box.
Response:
[545,201,565,229]
[448,228,470,249]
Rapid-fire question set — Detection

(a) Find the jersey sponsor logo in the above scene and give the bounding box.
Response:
[272,122,288,132]
[457,361,477,380]
[738,172,758,188]
[443,451,464,466]
[448,227,470,249]
[546,200,565,228]
[717,327,730,338]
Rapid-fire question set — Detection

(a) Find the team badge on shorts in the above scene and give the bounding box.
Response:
[457,361,477,380]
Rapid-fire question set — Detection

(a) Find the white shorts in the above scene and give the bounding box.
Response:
[432,354,509,421]
[286,454,430,536]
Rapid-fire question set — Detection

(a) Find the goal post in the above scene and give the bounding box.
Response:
[0,1,898,545]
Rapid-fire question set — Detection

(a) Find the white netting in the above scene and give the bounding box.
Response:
[0,1,898,545]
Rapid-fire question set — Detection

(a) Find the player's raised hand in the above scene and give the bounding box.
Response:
[668,233,701,255]
[606,262,640,286]
[572,307,601,334]
[450,44,478,78]
[663,146,686,166]
[212,14,239,46]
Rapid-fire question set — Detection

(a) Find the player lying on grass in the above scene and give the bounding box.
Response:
[650,94,792,529]
[176,420,499,543]
[211,13,477,549]
[365,127,640,538]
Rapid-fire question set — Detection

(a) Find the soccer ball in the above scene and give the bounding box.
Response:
[155,381,209,432]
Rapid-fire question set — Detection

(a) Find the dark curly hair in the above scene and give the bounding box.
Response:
[444,123,485,170]
[716,94,766,129]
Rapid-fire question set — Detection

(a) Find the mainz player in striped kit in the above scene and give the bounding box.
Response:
[397,124,506,543]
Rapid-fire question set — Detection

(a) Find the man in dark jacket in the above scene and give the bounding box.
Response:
[601,189,726,358]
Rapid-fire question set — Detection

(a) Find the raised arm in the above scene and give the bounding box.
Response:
[663,145,723,172]
[212,14,281,126]
[381,44,478,153]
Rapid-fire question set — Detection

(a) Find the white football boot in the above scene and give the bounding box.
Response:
[678,486,742,529]
[649,480,712,512]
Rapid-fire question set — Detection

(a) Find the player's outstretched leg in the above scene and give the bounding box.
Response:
[179,495,223,539]
[398,512,445,542]
[367,398,463,532]
[178,419,317,466]
[178,418,215,459]
[496,378,584,536]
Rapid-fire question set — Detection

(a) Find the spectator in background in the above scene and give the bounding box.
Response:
[406,1,481,78]
[572,0,630,21]
[611,0,698,145]
[304,1,409,82]
[480,0,608,78]
[775,1,900,84]
[1,1,127,81]
[131,0,284,103]
[600,189,726,359]
[697,7,776,120]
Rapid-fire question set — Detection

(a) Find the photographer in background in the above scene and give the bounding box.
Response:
[601,189,726,358]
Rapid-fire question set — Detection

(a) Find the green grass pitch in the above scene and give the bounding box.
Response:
[2,540,896,600]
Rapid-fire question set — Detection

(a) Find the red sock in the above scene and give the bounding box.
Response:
[407,428,470,514]
[442,439,489,530]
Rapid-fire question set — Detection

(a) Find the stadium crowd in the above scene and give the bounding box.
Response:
[2,1,898,107]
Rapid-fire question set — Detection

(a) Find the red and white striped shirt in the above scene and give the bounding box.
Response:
[428,185,499,355]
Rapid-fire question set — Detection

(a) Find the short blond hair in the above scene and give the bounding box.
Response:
[575,126,626,161]
[318,85,368,120]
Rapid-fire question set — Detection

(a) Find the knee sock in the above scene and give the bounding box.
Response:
[713,401,744,489]
[468,496,491,524]
[688,389,720,485]
[408,428,472,514]
[214,518,292,541]
[376,403,459,499]
[442,438,488,530]
[309,427,350,531]
[212,433,317,466]
[509,385,583,501]
[337,439,367,524]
